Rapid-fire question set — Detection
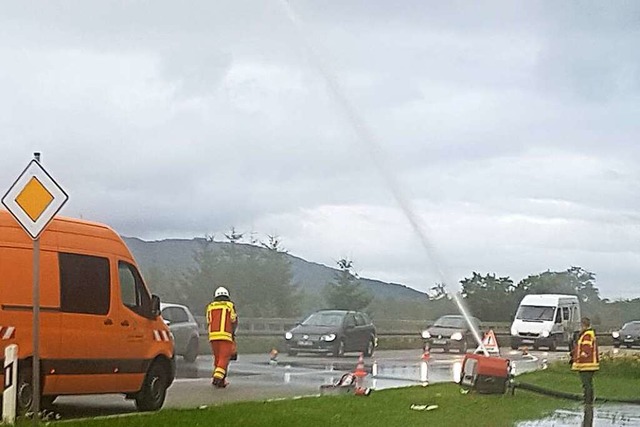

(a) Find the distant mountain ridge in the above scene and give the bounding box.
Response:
[123,237,427,301]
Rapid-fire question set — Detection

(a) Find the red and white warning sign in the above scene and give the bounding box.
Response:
[475,330,500,356]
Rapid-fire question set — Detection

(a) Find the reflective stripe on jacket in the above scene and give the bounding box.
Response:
[571,329,599,371]
[206,301,238,342]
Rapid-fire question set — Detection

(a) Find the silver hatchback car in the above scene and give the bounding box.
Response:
[161,303,200,363]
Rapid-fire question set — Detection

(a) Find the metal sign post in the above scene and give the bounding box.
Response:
[1,153,68,424]
[31,153,41,425]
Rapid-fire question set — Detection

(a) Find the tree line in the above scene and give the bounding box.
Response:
[141,229,640,328]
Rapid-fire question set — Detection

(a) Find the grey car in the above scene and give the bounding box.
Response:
[284,310,377,357]
[161,303,200,363]
[421,315,482,353]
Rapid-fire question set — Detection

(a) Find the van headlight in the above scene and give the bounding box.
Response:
[285,332,293,340]
[421,330,431,339]
[451,332,463,341]
[511,327,518,336]
[321,334,336,342]
[612,331,620,339]
[541,330,550,338]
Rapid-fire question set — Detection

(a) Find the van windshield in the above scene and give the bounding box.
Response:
[516,305,555,322]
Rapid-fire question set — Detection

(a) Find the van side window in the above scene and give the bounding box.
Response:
[118,261,152,318]
[554,309,562,324]
[562,307,570,321]
[59,253,110,315]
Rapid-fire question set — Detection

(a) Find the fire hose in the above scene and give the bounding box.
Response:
[509,381,640,405]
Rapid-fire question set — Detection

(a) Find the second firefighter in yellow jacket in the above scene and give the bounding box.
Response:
[570,317,599,404]
[206,286,238,388]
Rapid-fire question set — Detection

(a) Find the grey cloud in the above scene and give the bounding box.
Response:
[1,1,639,298]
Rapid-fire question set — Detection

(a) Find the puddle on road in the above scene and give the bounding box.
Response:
[516,404,640,427]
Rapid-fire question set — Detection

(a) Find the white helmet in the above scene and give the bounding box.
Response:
[214,286,229,298]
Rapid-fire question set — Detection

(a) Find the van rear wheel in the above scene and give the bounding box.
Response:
[16,366,34,415]
[135,362,169,412]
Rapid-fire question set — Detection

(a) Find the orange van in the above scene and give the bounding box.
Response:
[0,210,174,412]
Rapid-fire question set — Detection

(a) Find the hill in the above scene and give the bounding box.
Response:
[123,237,427,302]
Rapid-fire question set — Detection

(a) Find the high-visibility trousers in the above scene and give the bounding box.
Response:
[210,340,235,380]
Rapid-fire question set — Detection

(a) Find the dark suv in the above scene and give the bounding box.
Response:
[284,310,377,357]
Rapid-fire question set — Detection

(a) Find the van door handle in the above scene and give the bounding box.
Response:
[121,320,130,327]
[104,319,113,326]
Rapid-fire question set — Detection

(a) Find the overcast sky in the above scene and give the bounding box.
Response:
[1,1,639,299]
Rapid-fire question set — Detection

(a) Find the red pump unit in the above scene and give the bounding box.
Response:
[459,353,510,394]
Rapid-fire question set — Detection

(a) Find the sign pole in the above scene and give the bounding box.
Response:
[32,152,41,425]
[1,152,68,422]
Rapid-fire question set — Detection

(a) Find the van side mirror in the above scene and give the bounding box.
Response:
[151,295,161,318]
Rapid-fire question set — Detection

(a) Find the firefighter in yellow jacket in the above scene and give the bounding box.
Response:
[570,317,599,404]
[206,286,238,388]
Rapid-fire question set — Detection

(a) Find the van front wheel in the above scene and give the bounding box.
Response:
[135,362,169,412]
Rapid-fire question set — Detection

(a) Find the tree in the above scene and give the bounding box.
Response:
[181,232,300,318]
[515,267,600,304]
[429,282,448,301]
[460,272,517,322]
[324,258,373,311]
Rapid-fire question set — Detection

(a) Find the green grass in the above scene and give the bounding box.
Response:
[25,356,640,426]
[46,384,564,427]
[517,352,640,399]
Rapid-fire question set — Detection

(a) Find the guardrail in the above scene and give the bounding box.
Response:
[194,316,514,337]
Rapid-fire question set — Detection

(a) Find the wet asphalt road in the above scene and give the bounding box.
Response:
[44,347,579,421]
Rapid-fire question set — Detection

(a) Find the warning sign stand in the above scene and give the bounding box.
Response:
[475,330,501,356]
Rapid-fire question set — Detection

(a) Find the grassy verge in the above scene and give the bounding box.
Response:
[515,351,640,399]
[35,355,640,427]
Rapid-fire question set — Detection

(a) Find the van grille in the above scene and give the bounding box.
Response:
[518,332,539,338]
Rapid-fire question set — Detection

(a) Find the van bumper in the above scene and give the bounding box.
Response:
[511,335,558,349]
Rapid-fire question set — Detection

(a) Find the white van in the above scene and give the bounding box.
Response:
[510,294,581,351]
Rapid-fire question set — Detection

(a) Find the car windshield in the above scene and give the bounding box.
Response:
[434,316,466,328]
[302,312,344,327]
[516,305,555,321]
[621,322,640,332]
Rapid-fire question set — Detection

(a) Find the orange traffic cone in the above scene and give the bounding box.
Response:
[269,348,278,366]
[354,353,367,378]
[420,347,430,384]
[421,347,431,362]
[354,386,372,396]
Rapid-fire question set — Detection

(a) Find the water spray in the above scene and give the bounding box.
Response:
[279,0,489,356]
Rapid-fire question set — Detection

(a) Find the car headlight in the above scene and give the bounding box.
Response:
[451,332,463,341]
[421,330,431,339]
[321,334,336,342]
[285,332,293,340]
[541,330,550,338]
[612,331,620,339]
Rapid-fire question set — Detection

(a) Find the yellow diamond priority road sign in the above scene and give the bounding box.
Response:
[2,160,68,239]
